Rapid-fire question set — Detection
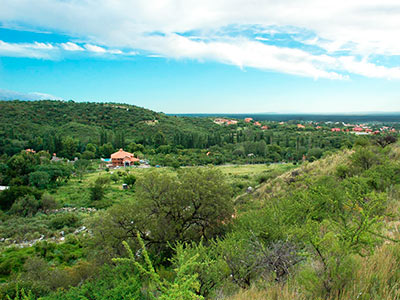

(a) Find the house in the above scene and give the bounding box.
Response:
[331,128,341,132]
[261,125,268,130]
[297,124,305,129]
[213,118,228,125]
[254,121,261,126]
[25,149,36,154]
[111,149,140,167]
[214,119,238,125]
[353,127,363,132]
[51,153,63,162]
[244,117,253,123]
[226,120,238,125]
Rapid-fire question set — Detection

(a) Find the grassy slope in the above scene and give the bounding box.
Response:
[225,144,400,300]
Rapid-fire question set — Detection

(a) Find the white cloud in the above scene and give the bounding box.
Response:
[84,44,107,53]
[61,42,84,51]
[0,88,62,100]
[1,0,400,79]
[0,40,56,59]
[0,40,131,58]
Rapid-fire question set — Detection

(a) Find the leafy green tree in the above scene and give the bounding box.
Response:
[123,174,136,188]
[85,143,97,153]
[60,137,78,160]
[29,171,50,189]
[99,143,114,158]
[74,159,91,181]
[0,186,42,211]
[91,168,233,257]
[36,164,72,184]
[90,184,105,202]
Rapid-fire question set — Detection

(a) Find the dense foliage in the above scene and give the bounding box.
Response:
[0,100,358,167]
[1,100,400,299]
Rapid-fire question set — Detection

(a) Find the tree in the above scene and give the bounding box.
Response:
[60,136,78,160]
[99,143,114,158]
[375,134,397,148]
[123,174,136,188]
[74,159,91,181]
[29,171,50,189]
[89,176,110,202]
[153,131,167,147]
[91,168,234,257]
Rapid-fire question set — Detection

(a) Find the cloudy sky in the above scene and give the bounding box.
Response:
[0,0,400,113]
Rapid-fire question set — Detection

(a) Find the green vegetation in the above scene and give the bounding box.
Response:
[1,100,400,299]
[1,100,358,168]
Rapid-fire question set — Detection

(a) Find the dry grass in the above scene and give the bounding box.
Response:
[225,243,400,300]
[225,284,306,300]
[255,149,353,203]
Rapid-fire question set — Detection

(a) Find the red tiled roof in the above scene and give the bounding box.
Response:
[111,149,137,159]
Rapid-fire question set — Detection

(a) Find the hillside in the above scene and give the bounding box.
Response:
[0,100,225,147]
[0,100,358,167]
[226,142,400,300]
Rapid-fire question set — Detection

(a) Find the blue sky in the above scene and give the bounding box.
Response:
[1,1,400,113]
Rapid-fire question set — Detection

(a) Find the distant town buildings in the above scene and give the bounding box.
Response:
[213,118,238,125]
[244,117,253,123]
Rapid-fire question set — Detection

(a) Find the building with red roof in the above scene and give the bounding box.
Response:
[111,149,140,167]
[331,128,341,132]
[244,117,253,123]
[254,121,261,126]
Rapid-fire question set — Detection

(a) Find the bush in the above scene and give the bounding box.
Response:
[123,174,136,187]
[49,213,79,230]
[9,196,40,217]
[40,194,58,210]
[89,184,105,202]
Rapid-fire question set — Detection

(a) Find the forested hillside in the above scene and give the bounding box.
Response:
[0,100,357,166]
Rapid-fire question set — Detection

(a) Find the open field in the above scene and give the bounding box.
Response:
[50,163,296,208]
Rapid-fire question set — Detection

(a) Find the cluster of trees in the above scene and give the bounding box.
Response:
[2,138,400,299]
[1,100,359,167]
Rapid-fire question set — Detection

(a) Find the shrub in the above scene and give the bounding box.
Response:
[89,184,105,202]
[9,196,40,217]
[40,193,58,210]
[123,174,136,187]
[49,213,79,230]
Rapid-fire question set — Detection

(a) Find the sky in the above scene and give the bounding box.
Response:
[0,0,400,113]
